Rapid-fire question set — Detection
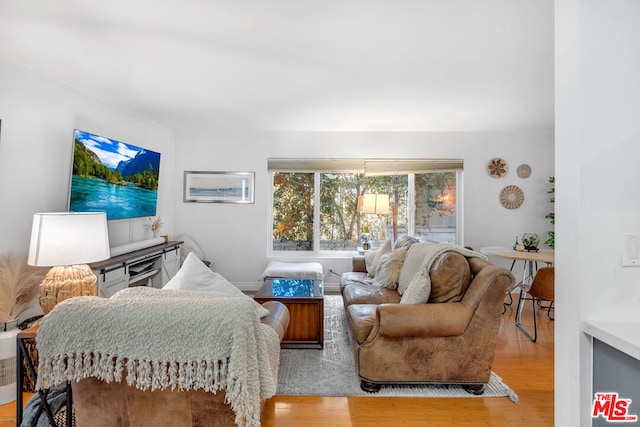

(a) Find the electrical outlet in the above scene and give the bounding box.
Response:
[622,234,640,266]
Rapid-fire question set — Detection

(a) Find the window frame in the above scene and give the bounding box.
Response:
[268,159,463,257]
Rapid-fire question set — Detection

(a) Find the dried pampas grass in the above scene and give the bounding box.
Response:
[0,253,47,322]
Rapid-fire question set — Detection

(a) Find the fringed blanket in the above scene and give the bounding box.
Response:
[36,287,276,427]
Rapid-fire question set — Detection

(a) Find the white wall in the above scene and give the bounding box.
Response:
[556,1,640,425]
[0,57,175,256]
[173,131,554,290]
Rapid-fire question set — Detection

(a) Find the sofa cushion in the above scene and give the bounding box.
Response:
[342,284,401,307]
[364,240,392,277]
[372,246,409,289]
[346,304,378,344]
[429,251,472,303]
[340,271,372,291]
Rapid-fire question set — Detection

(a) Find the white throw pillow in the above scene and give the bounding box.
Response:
[400,268,431,304]
[366,240,392,278]
[397,242,435,294]
[164,252,268,316]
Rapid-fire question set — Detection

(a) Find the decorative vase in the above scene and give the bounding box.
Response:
[0,319,19,404]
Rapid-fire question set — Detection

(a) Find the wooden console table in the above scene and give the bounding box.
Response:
[254,278,324,349]
[89,241,182,298]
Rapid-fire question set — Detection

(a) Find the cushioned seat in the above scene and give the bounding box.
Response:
[342,283,401,307]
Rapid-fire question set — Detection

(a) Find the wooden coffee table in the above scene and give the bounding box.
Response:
[254,278,324,349]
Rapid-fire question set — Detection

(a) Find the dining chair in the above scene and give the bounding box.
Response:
[515,266,554,342]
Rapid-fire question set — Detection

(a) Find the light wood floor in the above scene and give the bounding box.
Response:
[0,295,553,426]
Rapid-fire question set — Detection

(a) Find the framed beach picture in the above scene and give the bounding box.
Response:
[183,171,255,203]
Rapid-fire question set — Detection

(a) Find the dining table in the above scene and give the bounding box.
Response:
[480,246,554,310]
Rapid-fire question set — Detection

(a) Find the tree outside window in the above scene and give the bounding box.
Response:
[272,170,457,252]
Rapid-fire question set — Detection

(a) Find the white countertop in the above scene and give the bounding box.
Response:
[582,320,640,361]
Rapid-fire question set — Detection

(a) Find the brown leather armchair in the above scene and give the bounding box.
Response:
[341,246,514,393]
[71,300,289,427]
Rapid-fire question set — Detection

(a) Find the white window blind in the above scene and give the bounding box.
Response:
[268,158,463,174]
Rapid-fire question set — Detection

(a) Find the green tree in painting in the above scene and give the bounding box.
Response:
[73,140,158,189]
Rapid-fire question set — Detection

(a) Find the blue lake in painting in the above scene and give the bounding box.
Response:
[70,175,158,220]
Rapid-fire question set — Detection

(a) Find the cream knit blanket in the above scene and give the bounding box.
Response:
[400,243,487,303]
[36,287,276,427]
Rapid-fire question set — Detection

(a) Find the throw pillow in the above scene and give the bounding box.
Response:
[164,252,268,316]
[364,249,378,277]
[397,242,435,294]
[365,240,392,278]
[372,246,409,289]
[394,235,419,249]
[399,267,431,304]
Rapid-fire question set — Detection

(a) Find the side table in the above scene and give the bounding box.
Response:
[16,325,73,427]
[254,278,324,349]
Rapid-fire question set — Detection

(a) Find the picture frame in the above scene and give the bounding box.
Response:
[183,171,255,204]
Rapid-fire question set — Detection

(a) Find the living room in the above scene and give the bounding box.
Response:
[2,1,640,426]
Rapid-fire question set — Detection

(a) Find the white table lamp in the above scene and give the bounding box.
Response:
[28,212,110,314]
[360,194,390,247]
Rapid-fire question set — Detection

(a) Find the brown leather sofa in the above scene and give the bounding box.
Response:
[341,242,514,393]
[70,300,290,427]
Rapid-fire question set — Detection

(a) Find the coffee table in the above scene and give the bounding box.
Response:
[254,277,324,349]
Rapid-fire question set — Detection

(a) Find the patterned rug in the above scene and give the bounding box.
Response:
[276,295,518,401]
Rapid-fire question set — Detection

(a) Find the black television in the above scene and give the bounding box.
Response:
[68,129,161,221]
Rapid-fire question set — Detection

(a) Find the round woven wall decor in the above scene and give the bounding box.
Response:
[488,158,508,178]
[516,164,531,178]
[500,185,524,209]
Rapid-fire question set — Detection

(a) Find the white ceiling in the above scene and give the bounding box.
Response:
[0,0,554,132]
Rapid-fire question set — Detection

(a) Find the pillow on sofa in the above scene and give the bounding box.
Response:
[399,267,431,304]
[372,246,409,289]
[398,246,473,304]
[163,252,240,295]
[365,240,392,278]
[164,253,268,316]
[397,242,435,294]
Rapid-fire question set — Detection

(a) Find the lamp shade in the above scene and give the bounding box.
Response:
[360,194,390,215]
[28,212,110,267]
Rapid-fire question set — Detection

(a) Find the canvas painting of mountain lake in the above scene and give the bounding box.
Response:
[69,130,161,220]
[183,171,255,203]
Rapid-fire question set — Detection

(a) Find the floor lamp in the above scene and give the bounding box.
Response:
[360,194,390,248]
[28,212,111,314]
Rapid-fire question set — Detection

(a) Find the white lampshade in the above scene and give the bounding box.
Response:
[361,194,390,215]
[28,212,111,267]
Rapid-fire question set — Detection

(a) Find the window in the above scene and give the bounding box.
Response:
[270,159,461,253]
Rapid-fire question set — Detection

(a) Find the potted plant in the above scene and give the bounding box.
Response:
[522,233,540,252]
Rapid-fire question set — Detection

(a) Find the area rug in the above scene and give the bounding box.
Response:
[276,295,518,402]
